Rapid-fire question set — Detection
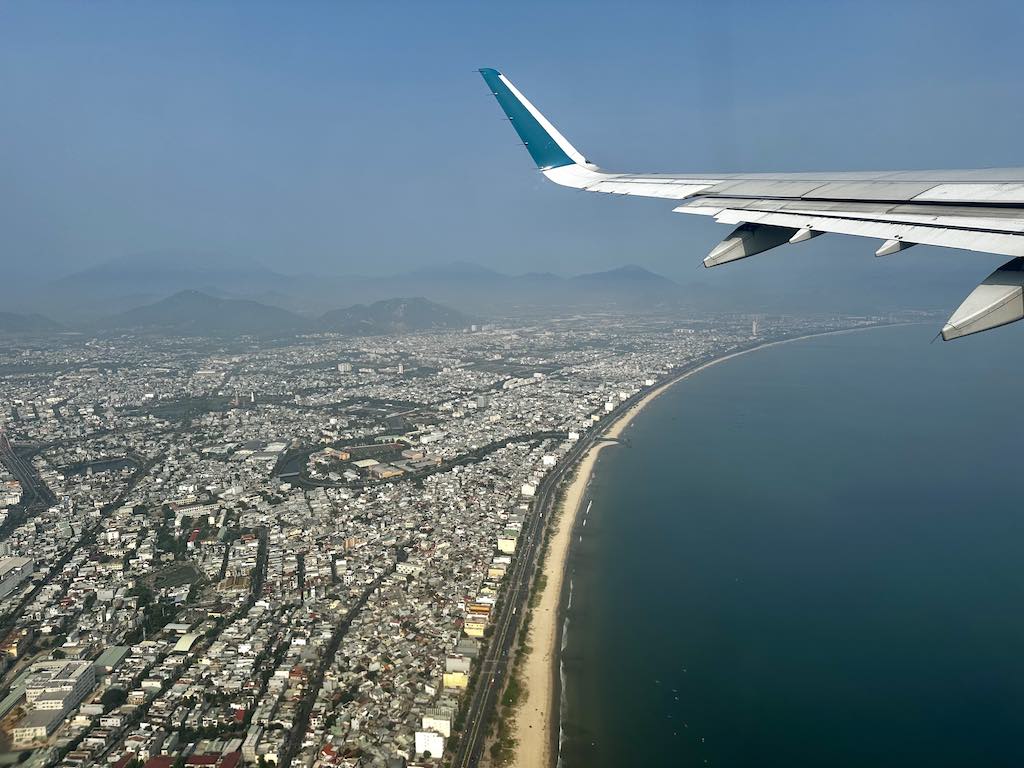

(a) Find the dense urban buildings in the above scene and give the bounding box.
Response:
[0,312,883,768]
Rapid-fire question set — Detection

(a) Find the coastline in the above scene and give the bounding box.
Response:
[507,437,616,768]
[505,322,915,768]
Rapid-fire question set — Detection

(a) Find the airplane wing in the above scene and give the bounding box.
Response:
[479,67,1024,341]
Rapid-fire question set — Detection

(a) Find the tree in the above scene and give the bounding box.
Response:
[101,687,128,712]
[128,584,154,606]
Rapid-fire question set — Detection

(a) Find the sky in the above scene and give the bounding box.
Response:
[4,0,1024,304]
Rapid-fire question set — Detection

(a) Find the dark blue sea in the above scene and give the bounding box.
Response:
[560,323,1024,768]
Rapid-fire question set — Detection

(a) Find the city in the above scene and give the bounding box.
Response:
[0,313,882,768]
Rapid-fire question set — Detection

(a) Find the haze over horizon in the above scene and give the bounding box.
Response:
[4,1,1024,318]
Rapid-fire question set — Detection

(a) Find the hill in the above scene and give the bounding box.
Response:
[572,264,677,288]
[569,264,679,301]
[41,251,296,320]
[31,258,688,322]
[0,312,60,334]
[52,251,288,296]
[340,263,684,313]
[103,290,311,336]
[320,297,470,335]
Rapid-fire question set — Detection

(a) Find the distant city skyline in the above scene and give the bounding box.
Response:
[3,1,1024,309]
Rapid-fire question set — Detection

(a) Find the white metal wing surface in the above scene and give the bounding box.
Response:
[480,68,1024,340]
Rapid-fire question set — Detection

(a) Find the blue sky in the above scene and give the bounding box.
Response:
[3,0,1024,302]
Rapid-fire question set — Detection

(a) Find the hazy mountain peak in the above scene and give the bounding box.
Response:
[573,264,677,284]
[320,296,470,335]
[67,250,279,278]
[0,311,61,334]
[104,289,310,336]
[407,261,504,278]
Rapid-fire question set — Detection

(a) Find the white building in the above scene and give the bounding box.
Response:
[13,660,97,744]
[422,710,453,738]
[444,655,471,674]
[12,710,62,745]
[0,557,33,600]
[24,660,96,715]
[415,730,445,759]
[497,534,517,555]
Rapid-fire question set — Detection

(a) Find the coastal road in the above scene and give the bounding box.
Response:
[450,424,592,768]
[448,357,713,768]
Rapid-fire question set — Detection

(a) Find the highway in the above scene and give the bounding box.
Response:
[0,430,56,509]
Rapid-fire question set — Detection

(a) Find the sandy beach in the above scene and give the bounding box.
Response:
[507,437,612,768]
[507,363,689,768]
[506,323,907,768]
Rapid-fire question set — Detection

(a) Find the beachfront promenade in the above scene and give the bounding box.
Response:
[449,397,618,768]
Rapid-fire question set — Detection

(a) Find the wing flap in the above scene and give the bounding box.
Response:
[675,196,1024,234]
[915,183,1024,204]
[677,205,1024,258]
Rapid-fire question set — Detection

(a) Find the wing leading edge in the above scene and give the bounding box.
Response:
[479,67,1024,341]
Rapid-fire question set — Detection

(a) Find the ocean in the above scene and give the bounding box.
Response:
[559,323,1024,768]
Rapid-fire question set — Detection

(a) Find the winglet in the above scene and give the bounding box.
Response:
[479,68,587,171]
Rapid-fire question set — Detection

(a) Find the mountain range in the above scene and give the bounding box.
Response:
[0,312,62,334]
[103,290,314,336]
[320,297,472,335]
[16,253,684,322]
[97,291,473,337]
